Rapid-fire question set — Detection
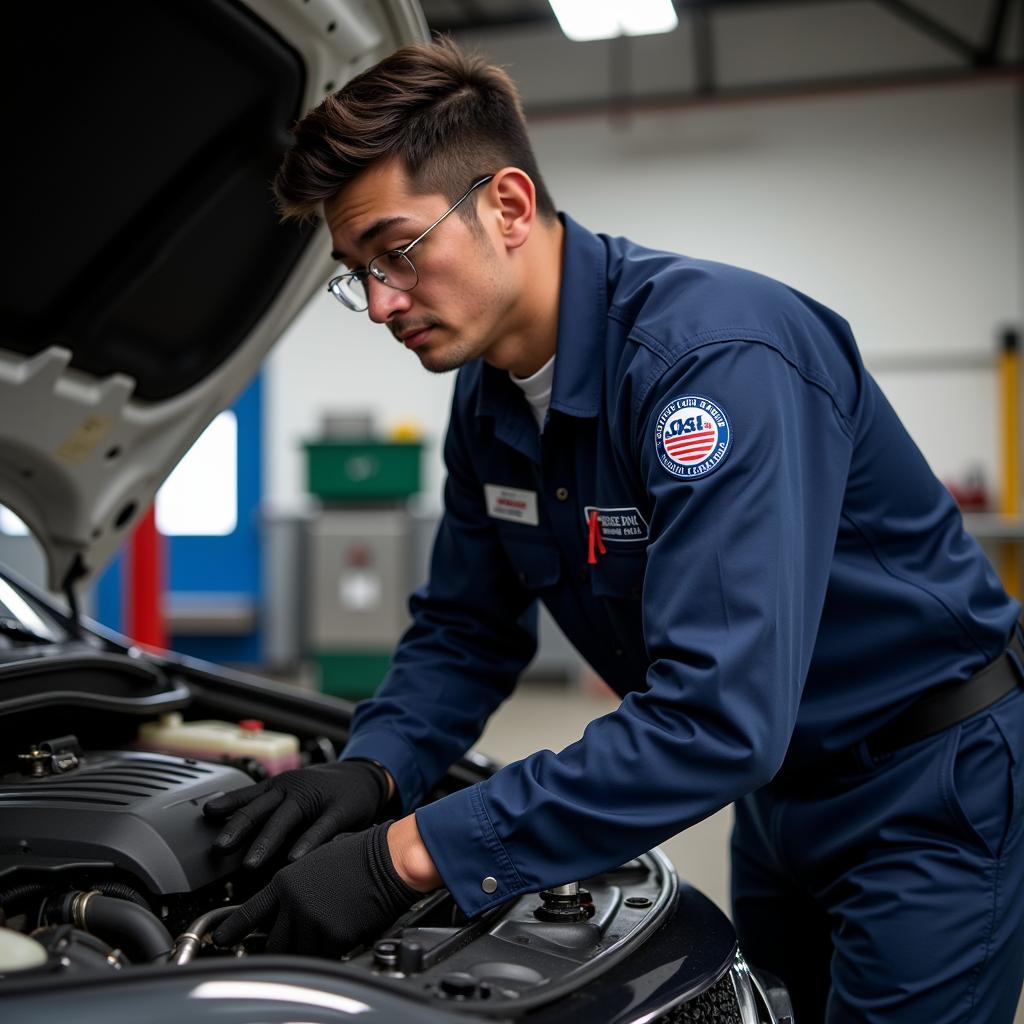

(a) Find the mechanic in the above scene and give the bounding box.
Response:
[204,38,1024,1023]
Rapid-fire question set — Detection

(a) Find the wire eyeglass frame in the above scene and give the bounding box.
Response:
[327,175,495,312]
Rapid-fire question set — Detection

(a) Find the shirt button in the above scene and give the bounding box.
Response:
[481,876,498,894]
[578,568,588,583]
[555,487,569,501]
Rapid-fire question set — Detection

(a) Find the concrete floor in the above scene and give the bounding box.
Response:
[473,680,1024,1023]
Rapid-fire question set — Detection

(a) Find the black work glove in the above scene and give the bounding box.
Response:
[212,821,423,956]
[203,759,389,868]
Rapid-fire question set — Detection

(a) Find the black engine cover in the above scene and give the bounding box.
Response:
[0,751,250,894]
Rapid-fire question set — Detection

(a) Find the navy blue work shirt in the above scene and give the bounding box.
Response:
[342,214,1021,917]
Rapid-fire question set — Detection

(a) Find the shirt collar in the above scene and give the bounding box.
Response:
[476,213,608,423]
[549,213,608,419]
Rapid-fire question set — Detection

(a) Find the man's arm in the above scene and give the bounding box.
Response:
[414,340,855,916]
[205,374,539,868]
[388,814,442,891]
[373,770,439,891]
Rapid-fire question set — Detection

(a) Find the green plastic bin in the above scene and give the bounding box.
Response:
[305,440,422,501]
[314,651,392,699]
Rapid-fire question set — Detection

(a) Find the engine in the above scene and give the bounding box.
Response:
[0,736,263,971]
[0,747,251,895]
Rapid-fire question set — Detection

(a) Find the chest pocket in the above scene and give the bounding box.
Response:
[590,550,646,601]
[502,536,562,591]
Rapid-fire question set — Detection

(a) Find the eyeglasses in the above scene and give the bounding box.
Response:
[327,175,494,313]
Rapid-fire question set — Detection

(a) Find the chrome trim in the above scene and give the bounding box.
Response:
[730,951,782,1024]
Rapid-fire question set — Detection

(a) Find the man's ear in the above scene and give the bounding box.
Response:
[486,168,536,252]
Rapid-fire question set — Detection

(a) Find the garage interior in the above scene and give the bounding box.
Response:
[0,0,1022,1016]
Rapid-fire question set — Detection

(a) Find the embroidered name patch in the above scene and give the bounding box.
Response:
[582,506,649,543]
[655,395,731,479]
[484,484,539,526]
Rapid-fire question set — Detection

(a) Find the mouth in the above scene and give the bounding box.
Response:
[396,325,436,351]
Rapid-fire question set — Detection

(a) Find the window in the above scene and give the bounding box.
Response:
[0,506,29,536]
[156,411,238,536]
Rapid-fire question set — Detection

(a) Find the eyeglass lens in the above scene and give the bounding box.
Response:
[330,276,367,311]
[371,251,417,290]
[330,250,419,311]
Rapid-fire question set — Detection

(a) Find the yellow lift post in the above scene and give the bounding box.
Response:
[999,329,1021,600]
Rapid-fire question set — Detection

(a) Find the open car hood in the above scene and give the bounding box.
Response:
[0,0,427,592]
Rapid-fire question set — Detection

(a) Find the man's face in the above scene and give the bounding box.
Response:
[323,159,516,374]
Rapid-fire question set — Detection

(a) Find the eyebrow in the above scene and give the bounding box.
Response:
[330,215,412,262]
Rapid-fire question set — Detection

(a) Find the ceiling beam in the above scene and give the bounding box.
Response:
[874,0,980,64]
[522,64,1024,122]
[981,0,1013,65]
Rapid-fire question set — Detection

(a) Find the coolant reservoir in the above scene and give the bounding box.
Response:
[136,714,300,776]
[0,928,47,972]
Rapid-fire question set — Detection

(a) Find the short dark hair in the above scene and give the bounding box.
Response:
[273,37,556,222]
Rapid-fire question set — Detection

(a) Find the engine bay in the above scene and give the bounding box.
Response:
[0,699,689,1015]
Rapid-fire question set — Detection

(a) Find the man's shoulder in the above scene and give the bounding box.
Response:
[604,235,833,355]
[584,228,866,432]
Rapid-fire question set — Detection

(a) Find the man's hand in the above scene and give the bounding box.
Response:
[211,822,423,956]
[202,760,389,868]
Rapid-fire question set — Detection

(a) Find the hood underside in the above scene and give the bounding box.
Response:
[0,0,427,591]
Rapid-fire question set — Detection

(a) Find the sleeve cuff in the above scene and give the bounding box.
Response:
[340,730,429,812]
[415,783,529,917]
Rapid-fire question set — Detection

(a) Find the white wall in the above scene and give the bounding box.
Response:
[265,78,1021,512]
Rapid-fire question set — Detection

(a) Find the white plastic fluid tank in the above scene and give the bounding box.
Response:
[0,929,48,972]
[136,713,300,776]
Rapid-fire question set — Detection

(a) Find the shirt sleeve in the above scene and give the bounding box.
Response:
[340,387,539,811]
[416,339,855,916]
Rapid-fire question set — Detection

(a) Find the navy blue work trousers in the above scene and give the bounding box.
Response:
[732,688,1024,1023]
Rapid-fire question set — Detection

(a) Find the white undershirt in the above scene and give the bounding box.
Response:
[510,355,556,431]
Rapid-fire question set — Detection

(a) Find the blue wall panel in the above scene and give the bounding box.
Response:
[93,373,263,664]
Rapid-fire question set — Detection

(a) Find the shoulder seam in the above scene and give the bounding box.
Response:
[633,334,856,441]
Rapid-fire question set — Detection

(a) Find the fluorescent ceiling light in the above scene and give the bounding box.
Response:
[549,0,679,42]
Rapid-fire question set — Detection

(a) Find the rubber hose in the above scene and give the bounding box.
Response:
[92,882,152,909]
[0,883,48,918]
[81,894,173,963]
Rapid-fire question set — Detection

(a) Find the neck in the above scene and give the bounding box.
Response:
[487,215,565,378]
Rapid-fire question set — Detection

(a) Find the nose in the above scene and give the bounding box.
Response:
[366,278,413,324]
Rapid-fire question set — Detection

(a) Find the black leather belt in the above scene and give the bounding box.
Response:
[775,624,1024,785]
[865,625,1024,761]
